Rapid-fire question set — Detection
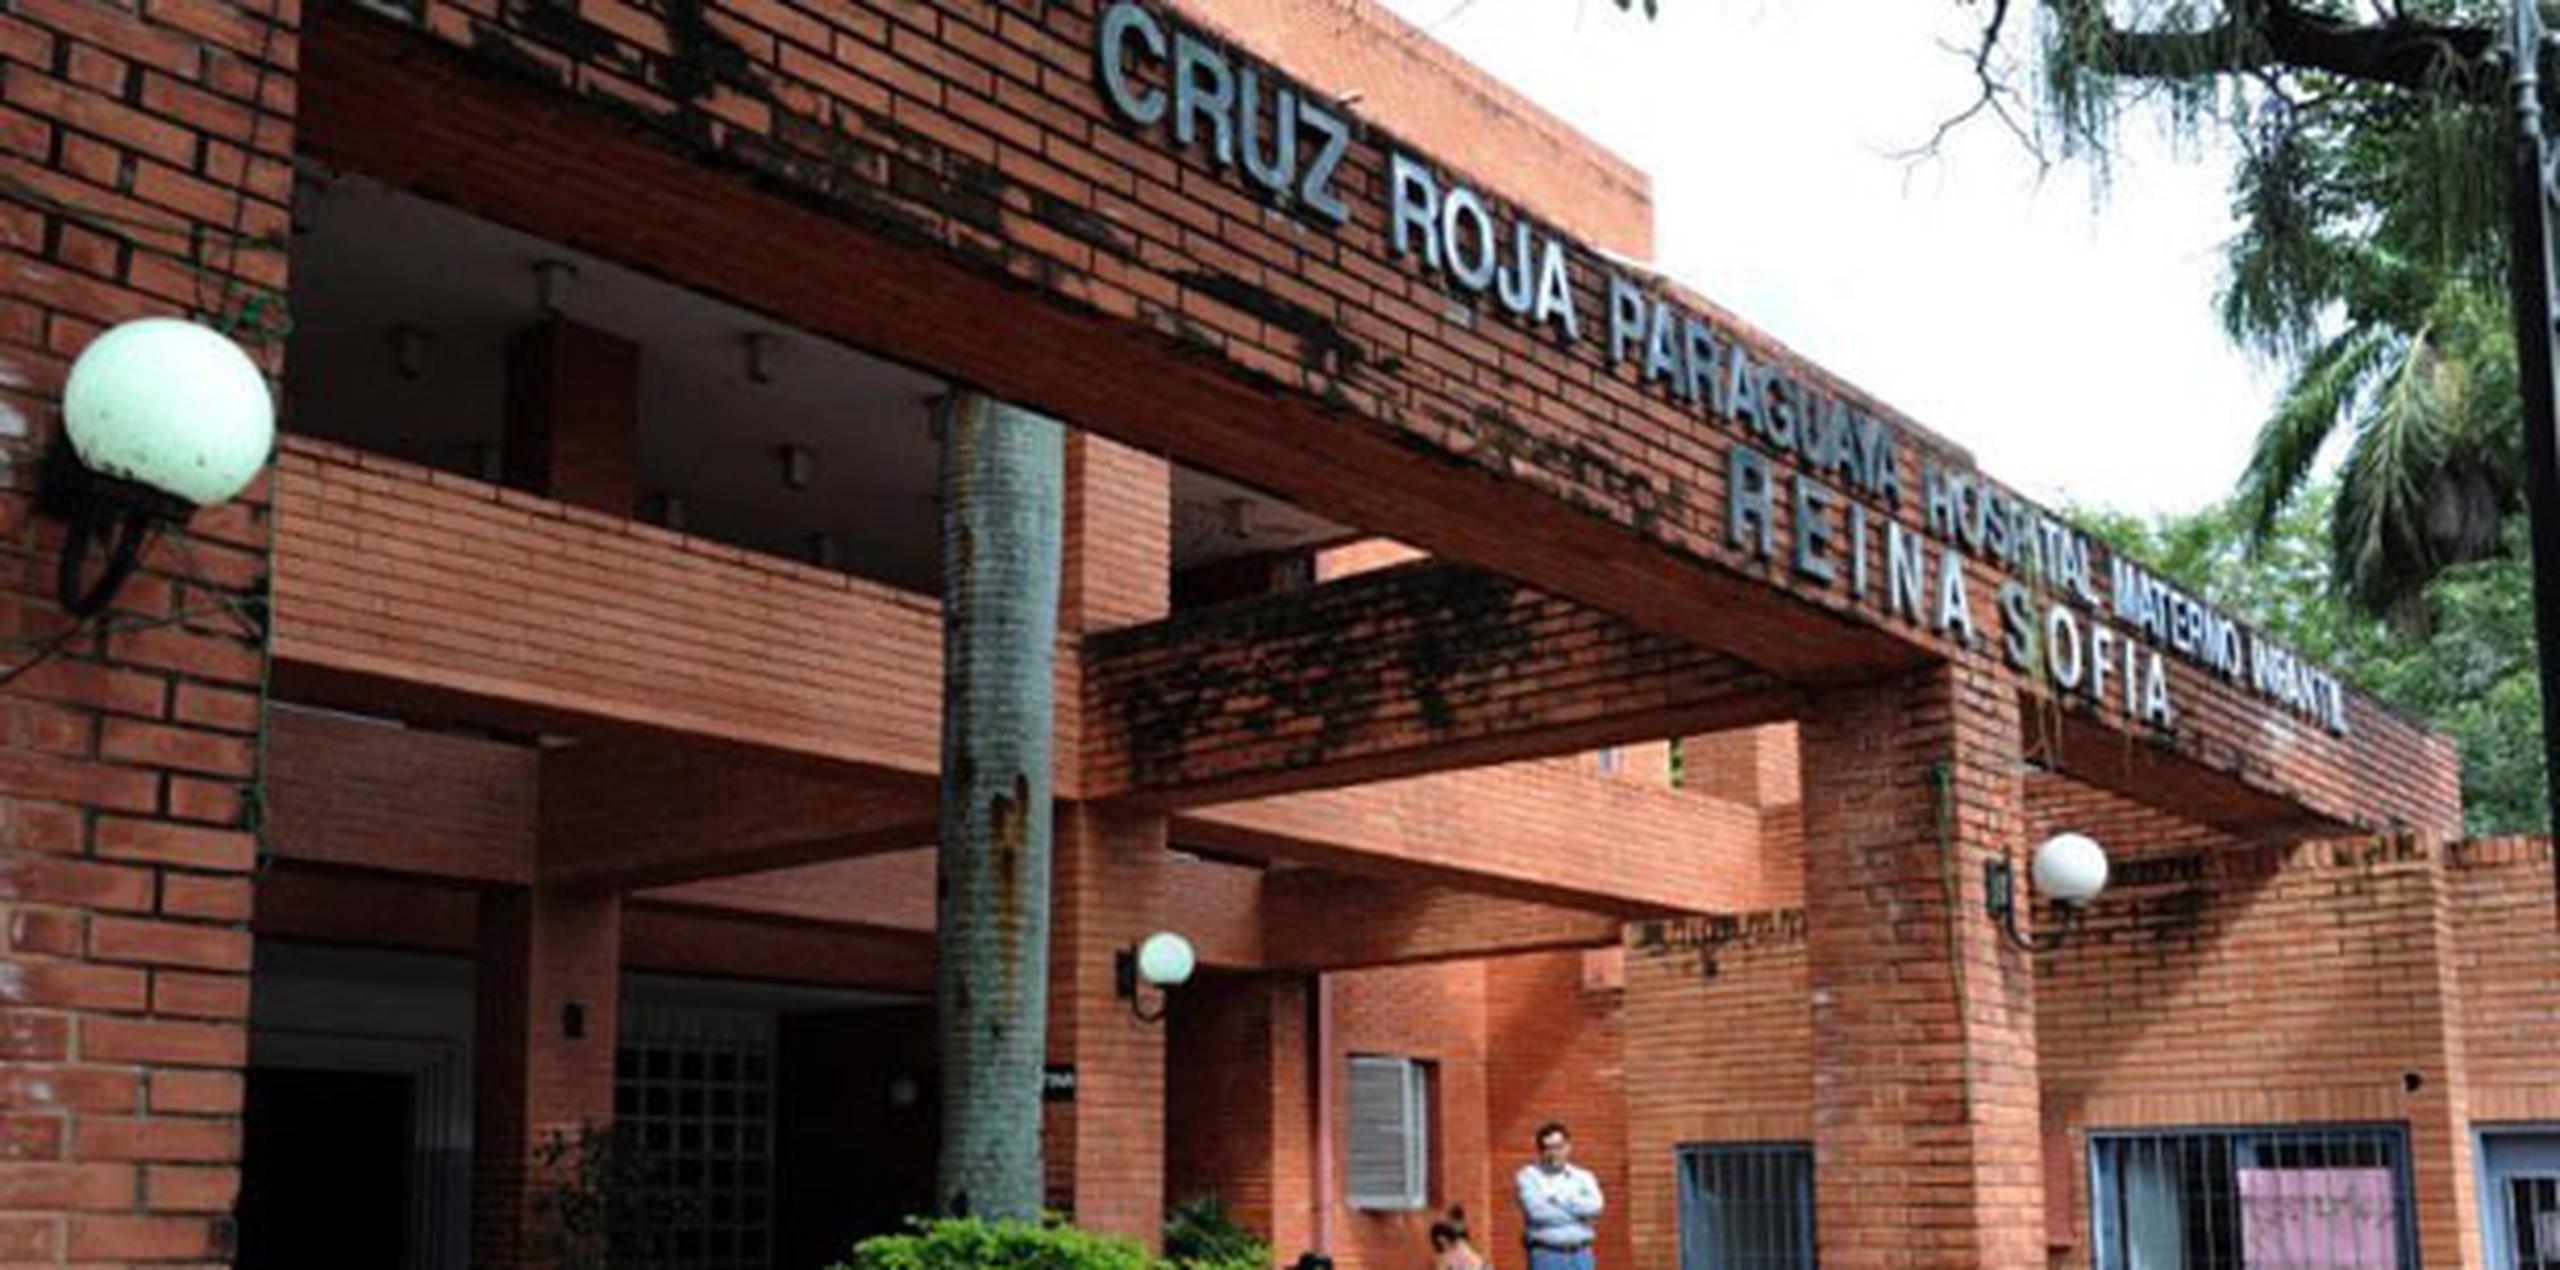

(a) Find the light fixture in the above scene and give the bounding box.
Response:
[1984,832,2110,953]
[1114,930,1196,1024]
[743,332,778,385]
[779,444,814,491]
[44,318,274,615]
[650,492,690,533]
[533,259,578,314]
[387,324,435,381]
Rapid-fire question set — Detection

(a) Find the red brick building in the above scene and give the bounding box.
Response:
[0,1,2550,1269]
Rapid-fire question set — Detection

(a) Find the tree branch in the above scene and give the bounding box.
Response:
[2054,0,2497,97]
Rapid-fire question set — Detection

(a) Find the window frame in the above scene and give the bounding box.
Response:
[1674,1140,1816,1270]
[1344,1054,1432,1211]
[2086,1123,2419,1270]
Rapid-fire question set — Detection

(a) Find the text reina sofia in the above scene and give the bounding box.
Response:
[1090,0,2350,738]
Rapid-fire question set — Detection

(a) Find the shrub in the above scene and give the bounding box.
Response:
[836,1217,1163,1270]
[1163,1195,1271,1270]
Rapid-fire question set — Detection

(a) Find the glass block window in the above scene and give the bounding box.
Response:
[1346,1055,1430,1210]
[1676,1142,1815,1270]
[2090,1126,2415,1270]
[614,1006,774,1270]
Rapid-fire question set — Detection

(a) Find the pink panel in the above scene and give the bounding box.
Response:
[2238,1168,2397,1269]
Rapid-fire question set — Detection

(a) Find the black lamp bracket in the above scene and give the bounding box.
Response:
[1114,948,1167,1024]
[40,442,191,617]
[1984,856,2085,954]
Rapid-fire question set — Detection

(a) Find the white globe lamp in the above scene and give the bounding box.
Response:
[2031,832,2111,908]
[1134,931,1196,988]
[1118,931,1197,1023]
[46,318,274,615]
[1987,832,2111,952]
[64,318,274,507]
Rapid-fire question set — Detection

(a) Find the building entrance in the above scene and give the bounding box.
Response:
[237,1068,415,1270]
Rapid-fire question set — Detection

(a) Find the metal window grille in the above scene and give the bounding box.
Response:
[1346,1055,1429,1210]
[2089,1126,2417,1270]
[1676,1142,1815,1270]
[613,1007,775,1270]
[2508,1174,2560,1270]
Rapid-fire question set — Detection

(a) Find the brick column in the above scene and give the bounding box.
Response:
[1799,662,2043,1270]
[1059,432,1170,630]
[0,0,295,1259]
[1044,804,1171,1240]
[503,319,640,516]
[2407,843,2485,1270]
[1046,429,1172,1239]
[470,888,620,1270]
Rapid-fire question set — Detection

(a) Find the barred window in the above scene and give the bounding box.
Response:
[2090,1126,2415,1270]
[1676,1142,1814,1270]
[1346,1056,1430,1210]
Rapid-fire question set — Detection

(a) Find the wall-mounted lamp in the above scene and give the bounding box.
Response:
[1114,930,1196,1024]
[387,323,436,381]
[803,532,838,569]
[533,259,578,315]
[743,332,778,386]
[43,318,274,616]
[779,443,815,491]
[1984,832,2110,953]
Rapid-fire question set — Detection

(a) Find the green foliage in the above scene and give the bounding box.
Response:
[1163,1195,1272,1270]
[836,1217,1166,1270]
[837,1209,1277,1270]
[2218,76,2517,622]
[2023,1,2521,619]
[2080,483,2547,835]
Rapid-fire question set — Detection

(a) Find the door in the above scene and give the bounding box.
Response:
[237,1067,415,1270]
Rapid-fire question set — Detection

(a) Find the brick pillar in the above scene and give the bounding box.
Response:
[503,319,639,516]
[2407,843,2485,1270]
[1044,804,1171,1240]
[1059,432,1170,630]
[471,888,620,1270]
[1800,662,2043,1270]
[0,0,294,1262]
[1045,429,1171,1239]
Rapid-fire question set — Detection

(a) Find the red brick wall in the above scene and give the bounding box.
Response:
[0,0,293,1259]
[1483,949,1628,1270]
[287,0,2450,839]
[271,439,952,783]
[1184,0,1653,258]
[1167,973,1287,1239]
[1622,912,1813,1265]
[2446,838,2560,1123]
[262,705,534,883]
[1326,960,1489,1270]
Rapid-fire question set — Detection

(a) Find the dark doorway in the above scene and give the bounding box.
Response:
[238,1067,413,1270]
[775,1005,938,1268]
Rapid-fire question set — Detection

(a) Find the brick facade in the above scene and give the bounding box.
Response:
[0,0,293,1260]
[0,0,2538,1269]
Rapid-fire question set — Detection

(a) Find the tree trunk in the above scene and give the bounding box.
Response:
[932,392,1064,1221]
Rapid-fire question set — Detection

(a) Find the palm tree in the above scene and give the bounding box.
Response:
[2213,79,2519,626]
[931,392,1064,1220]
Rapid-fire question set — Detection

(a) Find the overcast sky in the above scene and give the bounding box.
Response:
[1374,0,2278,517]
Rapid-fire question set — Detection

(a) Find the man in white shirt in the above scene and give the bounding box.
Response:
[1515,1120,1603,1270]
